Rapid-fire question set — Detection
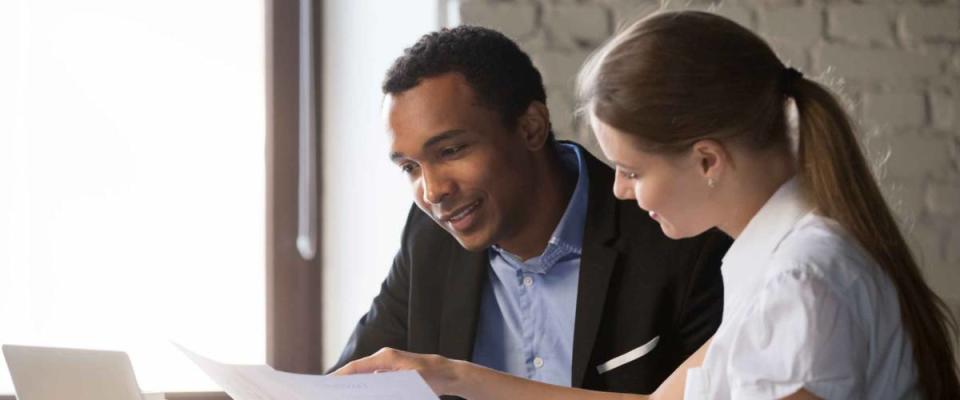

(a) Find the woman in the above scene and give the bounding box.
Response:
[336,11,959,399]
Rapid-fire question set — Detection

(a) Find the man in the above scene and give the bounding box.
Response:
[332,26,730,396]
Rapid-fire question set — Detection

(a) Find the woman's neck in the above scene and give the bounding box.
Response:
[716,150,797,239]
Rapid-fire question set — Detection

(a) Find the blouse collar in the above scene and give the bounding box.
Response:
[720,176,814,317]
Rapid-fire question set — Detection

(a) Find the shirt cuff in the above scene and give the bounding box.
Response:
[684,367,710,400]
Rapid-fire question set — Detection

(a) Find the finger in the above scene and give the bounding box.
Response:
[331,350,398,375]
[332,358,378,375]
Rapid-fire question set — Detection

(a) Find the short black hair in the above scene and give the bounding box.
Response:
[383,25,552,138]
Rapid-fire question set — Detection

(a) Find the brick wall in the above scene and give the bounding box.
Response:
[454,0,960,354]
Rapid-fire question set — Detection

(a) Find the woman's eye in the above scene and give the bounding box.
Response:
[620,169,638,180]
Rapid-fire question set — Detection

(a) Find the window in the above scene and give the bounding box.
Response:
[320,0,440,368]
[0,0,265,392]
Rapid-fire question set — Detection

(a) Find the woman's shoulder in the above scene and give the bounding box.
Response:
[754,212,904,327]
[767,212,883,288]
[730,213,916,399]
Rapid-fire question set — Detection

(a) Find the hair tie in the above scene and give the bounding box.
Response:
[781,67,803,95]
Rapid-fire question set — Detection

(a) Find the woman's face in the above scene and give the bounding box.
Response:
[592,117,717,239]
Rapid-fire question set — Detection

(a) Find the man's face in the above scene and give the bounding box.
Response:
[387,72,533,251]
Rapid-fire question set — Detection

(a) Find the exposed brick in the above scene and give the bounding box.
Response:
[901,6,960,41]
[952,135,960,171]
[929,89,957,130]
[878,178,926,223]
[865,133,953,179]
[771,43,810,71]
[947,226,960,265]
[909,224,944,269]
[545,4,611,47]
[451,1,960,305]
[863,92,928,128]
[600,0,658,29]
[710,5,755,30]
[760,6,823,46]
[459,2,538,40]
[952,51,960,76]
[519,30,550,52]
[817,45,942,79]
[926,181,960,217]
[530,49,592,89]
[658,0,724,12]
[920,257,960,306]
[828,5,894,44]
[546,88,578,137]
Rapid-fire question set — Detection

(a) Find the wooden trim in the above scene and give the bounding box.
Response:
[265,0,325,373]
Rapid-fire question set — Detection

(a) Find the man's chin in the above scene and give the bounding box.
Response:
[451,233,494,253]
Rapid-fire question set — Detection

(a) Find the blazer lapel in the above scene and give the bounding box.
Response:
[572,244,617,387]
[571,145,620,388]
[436,247,488,361]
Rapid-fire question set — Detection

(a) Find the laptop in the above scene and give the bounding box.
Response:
[2,344,145,400]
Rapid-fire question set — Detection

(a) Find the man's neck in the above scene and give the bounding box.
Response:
[497,146,578,261]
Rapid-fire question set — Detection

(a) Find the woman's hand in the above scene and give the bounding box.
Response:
[332,347,468,396]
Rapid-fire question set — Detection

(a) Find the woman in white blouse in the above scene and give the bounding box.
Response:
[336,11,960,399]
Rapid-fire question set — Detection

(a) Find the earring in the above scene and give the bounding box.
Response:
[707,178,716,188]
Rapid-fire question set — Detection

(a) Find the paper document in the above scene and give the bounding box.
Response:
[175,344,438,400]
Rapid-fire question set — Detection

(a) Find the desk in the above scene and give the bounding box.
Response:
[0,392,231,400]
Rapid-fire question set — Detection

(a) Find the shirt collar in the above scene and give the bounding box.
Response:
[721,177,814,306]
[491,143,590,274]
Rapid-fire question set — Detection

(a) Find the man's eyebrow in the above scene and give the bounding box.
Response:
[389,129,467,162]
[422,129,467,149]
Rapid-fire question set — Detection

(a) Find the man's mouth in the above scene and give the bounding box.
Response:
[441,199,482,231]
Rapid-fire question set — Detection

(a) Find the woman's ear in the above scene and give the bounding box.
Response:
[691,139,728,183]
[518,101,551,151]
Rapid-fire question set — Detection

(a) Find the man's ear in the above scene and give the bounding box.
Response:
[518,101,551,151]
[691,139,728,181]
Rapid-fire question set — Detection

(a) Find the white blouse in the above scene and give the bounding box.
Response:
[684,178,920,400]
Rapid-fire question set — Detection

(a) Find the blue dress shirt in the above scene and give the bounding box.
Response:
[470,143,589,387]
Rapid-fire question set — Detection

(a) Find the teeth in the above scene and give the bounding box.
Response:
[450,201,479,222]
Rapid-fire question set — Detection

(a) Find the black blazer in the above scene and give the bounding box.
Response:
[332,144,730,396]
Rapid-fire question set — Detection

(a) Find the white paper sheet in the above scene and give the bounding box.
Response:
[175,344,438,400]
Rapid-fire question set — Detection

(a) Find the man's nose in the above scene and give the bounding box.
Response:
[421,167,454,205]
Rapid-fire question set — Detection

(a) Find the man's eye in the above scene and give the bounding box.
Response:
[400,163,418,174]
[619,169,638,180]
[440,145,466,158]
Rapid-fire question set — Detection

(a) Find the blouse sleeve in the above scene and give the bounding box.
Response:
[726,267,869,399]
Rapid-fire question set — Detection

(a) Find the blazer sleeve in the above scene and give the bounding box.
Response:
[673,230,729,357]
[328,206,425,372]
[327,249,411,372]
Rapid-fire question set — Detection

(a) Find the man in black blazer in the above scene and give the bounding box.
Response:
[331,26,729,396]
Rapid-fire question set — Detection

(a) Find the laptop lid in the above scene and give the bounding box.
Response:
[2,344,143,400]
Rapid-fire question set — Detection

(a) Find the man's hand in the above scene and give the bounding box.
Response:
[332,347,465,396]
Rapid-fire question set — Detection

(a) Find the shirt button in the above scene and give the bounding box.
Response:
[522,276,534,287]
[533,357,544,368]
